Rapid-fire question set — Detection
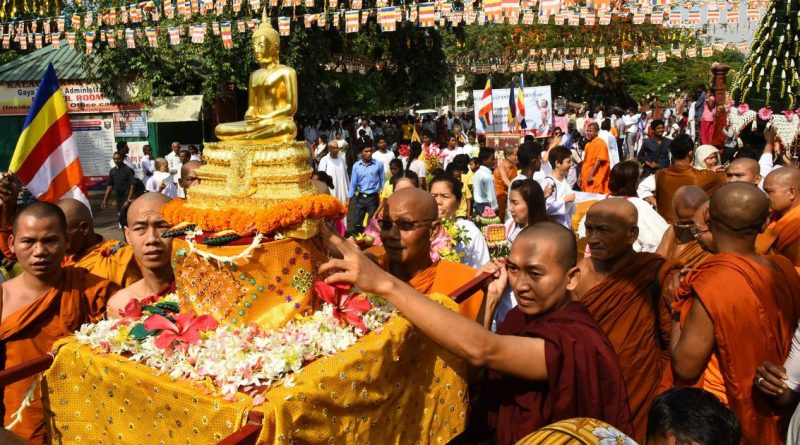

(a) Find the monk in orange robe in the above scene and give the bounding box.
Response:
[0,177,140,287]
[656,185,712,271]
[493,145,518,221]
[580,123,611,194]
[57,198,141,287]
[106,193,175,316]
[671,183,800,444]
[757,168,800,274]
[653,135,724,223]
[366,188,483,320]
[0,202,119,444]
[574,198,673,442]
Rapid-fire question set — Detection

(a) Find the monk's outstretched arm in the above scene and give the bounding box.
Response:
[319,227,548,382]
[670,297,715,383]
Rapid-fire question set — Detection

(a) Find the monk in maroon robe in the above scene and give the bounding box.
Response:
[319,222,633,444]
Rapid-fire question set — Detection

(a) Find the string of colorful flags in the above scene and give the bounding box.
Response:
[0,0,767,52]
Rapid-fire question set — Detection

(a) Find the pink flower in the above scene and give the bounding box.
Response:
[118,295,159,318]
[398,144,410,158]
[481,207,497,218]
[363,218,382,246]
[758,107,773,120]
[784,110,796,121]
[737,103,750,114]
[429,227,452,262]
[144,313,218,349]
[313,282,372,331]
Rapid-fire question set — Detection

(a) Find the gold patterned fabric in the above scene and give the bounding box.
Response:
[172,237,326,329]
[41,294,468,444]
[41,339,252,444]
[516,418,638,445]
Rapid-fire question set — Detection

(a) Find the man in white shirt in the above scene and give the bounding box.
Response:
[441,134,463,170]
[140,145,155,178]
[598,118,620,169]
[623,109,640,158]
[165,141,182,174]
[371,136,395,179]
[356,117,373,140]
[472,148,499,214]
[540,146,576,229]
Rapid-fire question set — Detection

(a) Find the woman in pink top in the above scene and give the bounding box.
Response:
[700,91,716,145]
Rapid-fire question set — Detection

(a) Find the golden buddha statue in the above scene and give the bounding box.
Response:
[186,12,315,231]
[215,13,298,142]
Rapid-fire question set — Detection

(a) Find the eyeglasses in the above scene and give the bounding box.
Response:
[689,225,710,238]
[674,222,694,230]
[377,218,437,231]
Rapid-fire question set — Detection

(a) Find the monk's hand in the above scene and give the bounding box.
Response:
[0,172,20,206]
[755,361,789,397]
[319,224,391,296]
[764,124,777,146]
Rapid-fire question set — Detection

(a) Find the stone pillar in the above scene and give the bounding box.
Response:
[710,63,731,149]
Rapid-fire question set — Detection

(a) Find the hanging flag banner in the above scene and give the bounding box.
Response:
[380,7,397,31]
[473,85,553,136]
[345,10,360,32]
[221,22,233,48]
[418,2,435,26]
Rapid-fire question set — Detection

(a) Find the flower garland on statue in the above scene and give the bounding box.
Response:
[361,217,469,263]
[726,102,800,148]
[74,282,395,401]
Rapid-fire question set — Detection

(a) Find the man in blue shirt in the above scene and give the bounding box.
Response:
[637,119,671,179]
[346,138,384,236]
[472,147,498,215]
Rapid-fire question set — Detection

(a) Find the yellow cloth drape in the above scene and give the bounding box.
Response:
[42,293,468,444]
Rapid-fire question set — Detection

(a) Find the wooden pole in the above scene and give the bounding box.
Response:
[710,63,731,150]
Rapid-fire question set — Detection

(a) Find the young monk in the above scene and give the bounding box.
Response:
[320,222,633,443]
[574,198,673,441]
[0,202,119,444]
[757,167,800,273]
[671,182,800,444]
[107,193,174,317]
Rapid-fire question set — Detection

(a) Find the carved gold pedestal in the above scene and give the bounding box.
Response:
[188,140,314,210]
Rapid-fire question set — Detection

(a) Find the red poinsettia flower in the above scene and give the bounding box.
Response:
[144,313,218,349]
[313,281,372,332]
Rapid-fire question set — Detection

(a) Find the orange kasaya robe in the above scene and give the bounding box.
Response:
[0,267,119,445]
[756,205,800,275]
[493,161,518,219]
[64,238,142,288]
[674,253,800,445]
[658,227,712,271]
[579,252,672,442]
[368,247,484,321]
[654,165,724,224]
[580,137,610,194]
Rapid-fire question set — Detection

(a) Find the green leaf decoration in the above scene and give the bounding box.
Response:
[129,323,158,340]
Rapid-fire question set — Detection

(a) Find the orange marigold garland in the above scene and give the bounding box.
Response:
[161,195,346,234]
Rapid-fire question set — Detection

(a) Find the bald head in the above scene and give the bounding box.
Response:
[766,166,800,188]
[709,182,769,236]
[180,160,202,191]
[517,222,578,270]
[587,198,638,225]
[386,187,438,220]
[126,193,171,225]
[57,198,92,227]
[726,157,761,185]
[56,198,97,255]
[13,201,66,235]
[673,185,709,223]
[763,167,800,215]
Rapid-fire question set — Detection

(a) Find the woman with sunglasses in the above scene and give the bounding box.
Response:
[429,175,490,269]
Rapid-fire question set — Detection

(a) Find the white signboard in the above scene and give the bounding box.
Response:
[473,85,553,136]
[69,114,115,178]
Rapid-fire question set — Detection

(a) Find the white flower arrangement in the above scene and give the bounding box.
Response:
[74,292,395,401]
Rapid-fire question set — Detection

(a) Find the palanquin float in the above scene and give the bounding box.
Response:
[0,16,488,444]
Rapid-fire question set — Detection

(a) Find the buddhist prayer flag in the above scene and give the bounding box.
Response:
[688,10,700,23]
[278,17,290,35]
[220,23,233,48]
[51,33,60,48]
[67,31,77,48]
[484,0,503,21]
[503,0,519,22]
[380,7,397,31]
[669,10,680,24]
[304,14,317,27]
[34,33,42,49]
[478,76,493,128]
[539,0,560,16]
[418,2,435,26]
[508,79,517,129]
[10,64,89,208]
[746,8,760,20]
[146,27,158,46]
[345,10,360,32]
[707,9,719,23]
[517,75,526,130]
[85,31,95,53]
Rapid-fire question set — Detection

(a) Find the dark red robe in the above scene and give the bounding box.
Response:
[470,301,634,444]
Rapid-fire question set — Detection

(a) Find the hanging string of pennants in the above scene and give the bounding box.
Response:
[0,0,767,52]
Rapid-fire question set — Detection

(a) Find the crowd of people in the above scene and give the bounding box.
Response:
[2,94,800,444]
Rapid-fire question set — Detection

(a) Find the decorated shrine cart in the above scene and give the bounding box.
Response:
[1,17,490,444]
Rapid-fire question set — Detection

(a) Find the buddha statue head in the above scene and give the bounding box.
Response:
[253,10,280,66]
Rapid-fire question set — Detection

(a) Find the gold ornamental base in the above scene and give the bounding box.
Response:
[187,140,314,210]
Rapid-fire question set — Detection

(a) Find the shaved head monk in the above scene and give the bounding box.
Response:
[320,222,632,442]
[107,193,174,317]
[574,198,673,441]
[726,157,762,186]
[56,198,141,287]
[757,167,800,274]
[0,202,119,444]
[656,185,711,270]
[372,187,483,319]
[580,123,611,194]
[671,183,800,444]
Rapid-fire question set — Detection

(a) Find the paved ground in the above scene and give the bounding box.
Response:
[87,190,125,242]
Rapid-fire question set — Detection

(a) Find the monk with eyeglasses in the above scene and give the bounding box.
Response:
[367,187,484,320]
